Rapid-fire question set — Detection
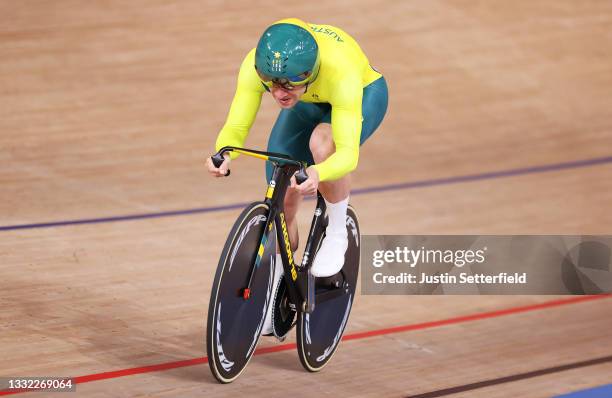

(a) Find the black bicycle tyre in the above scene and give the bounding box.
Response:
[296,205,360,372]
[206,202,275,383]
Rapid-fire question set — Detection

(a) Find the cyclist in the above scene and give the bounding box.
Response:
[206,18,388,334]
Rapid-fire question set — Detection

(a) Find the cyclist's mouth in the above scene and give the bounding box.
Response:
[279,97,292,106]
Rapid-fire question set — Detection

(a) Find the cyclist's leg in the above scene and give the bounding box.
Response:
[310,76,389,277]
[359,76,389,145]
[309,123,350,202]
[262,102,329,337]
[266,101,330,250]
[312,76,388,198]
[312,75,389,193]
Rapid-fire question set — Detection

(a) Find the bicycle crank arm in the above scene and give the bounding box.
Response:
[314,282,350,305]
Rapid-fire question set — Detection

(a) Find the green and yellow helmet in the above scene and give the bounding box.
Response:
[254,18,320,87]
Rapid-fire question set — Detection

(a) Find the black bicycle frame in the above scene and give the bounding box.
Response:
[212,146,342,313]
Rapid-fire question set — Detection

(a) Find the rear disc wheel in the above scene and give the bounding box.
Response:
[296,206,360,372]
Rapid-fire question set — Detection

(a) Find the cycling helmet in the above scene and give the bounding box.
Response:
[254,18,320,88]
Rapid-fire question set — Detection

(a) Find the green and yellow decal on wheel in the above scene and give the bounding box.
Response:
[254,232,269,267]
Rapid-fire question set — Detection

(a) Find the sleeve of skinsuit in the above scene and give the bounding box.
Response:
[312,74,363,182]
[215,49,265,159]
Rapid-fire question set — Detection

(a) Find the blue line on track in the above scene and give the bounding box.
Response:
[554,384,612,398]
[2,155,611,232]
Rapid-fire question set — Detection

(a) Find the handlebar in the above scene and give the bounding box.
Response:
[294,168,309,184]
[211,152,231,176]
[210,146,309,184]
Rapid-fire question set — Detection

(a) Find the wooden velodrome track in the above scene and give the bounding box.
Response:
[2,1,612,397]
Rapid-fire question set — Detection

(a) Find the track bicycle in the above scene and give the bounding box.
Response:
[205,146,360,383]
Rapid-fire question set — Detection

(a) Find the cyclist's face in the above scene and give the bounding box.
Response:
[270,83,307,109]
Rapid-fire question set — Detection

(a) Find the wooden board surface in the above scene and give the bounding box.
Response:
[1,1,611,397]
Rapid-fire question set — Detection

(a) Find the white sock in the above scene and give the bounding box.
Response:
[325,197,349,235]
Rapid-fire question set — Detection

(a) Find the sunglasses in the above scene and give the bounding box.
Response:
[255,68,313,90]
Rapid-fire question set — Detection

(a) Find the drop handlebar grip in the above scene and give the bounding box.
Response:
[211,153,230,176]
[295,168,309,185]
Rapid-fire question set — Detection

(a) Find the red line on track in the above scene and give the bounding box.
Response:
[1,295,610,396]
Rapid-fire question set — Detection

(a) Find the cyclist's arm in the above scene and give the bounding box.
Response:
[312,75,363,181]
[215,49,264,158]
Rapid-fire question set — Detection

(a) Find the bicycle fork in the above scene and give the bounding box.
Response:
[241,205,276,300]
[241,184,327,315]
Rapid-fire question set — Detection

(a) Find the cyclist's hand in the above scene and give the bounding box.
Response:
[291,166,319,196]
[206,153,231,177]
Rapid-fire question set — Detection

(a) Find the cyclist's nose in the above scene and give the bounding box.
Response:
[272,85,292,97]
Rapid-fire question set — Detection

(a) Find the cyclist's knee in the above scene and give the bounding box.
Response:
[309,123,334,163]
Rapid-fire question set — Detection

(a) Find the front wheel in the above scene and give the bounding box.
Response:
[206,202,276,383]
[296,205,360,372]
